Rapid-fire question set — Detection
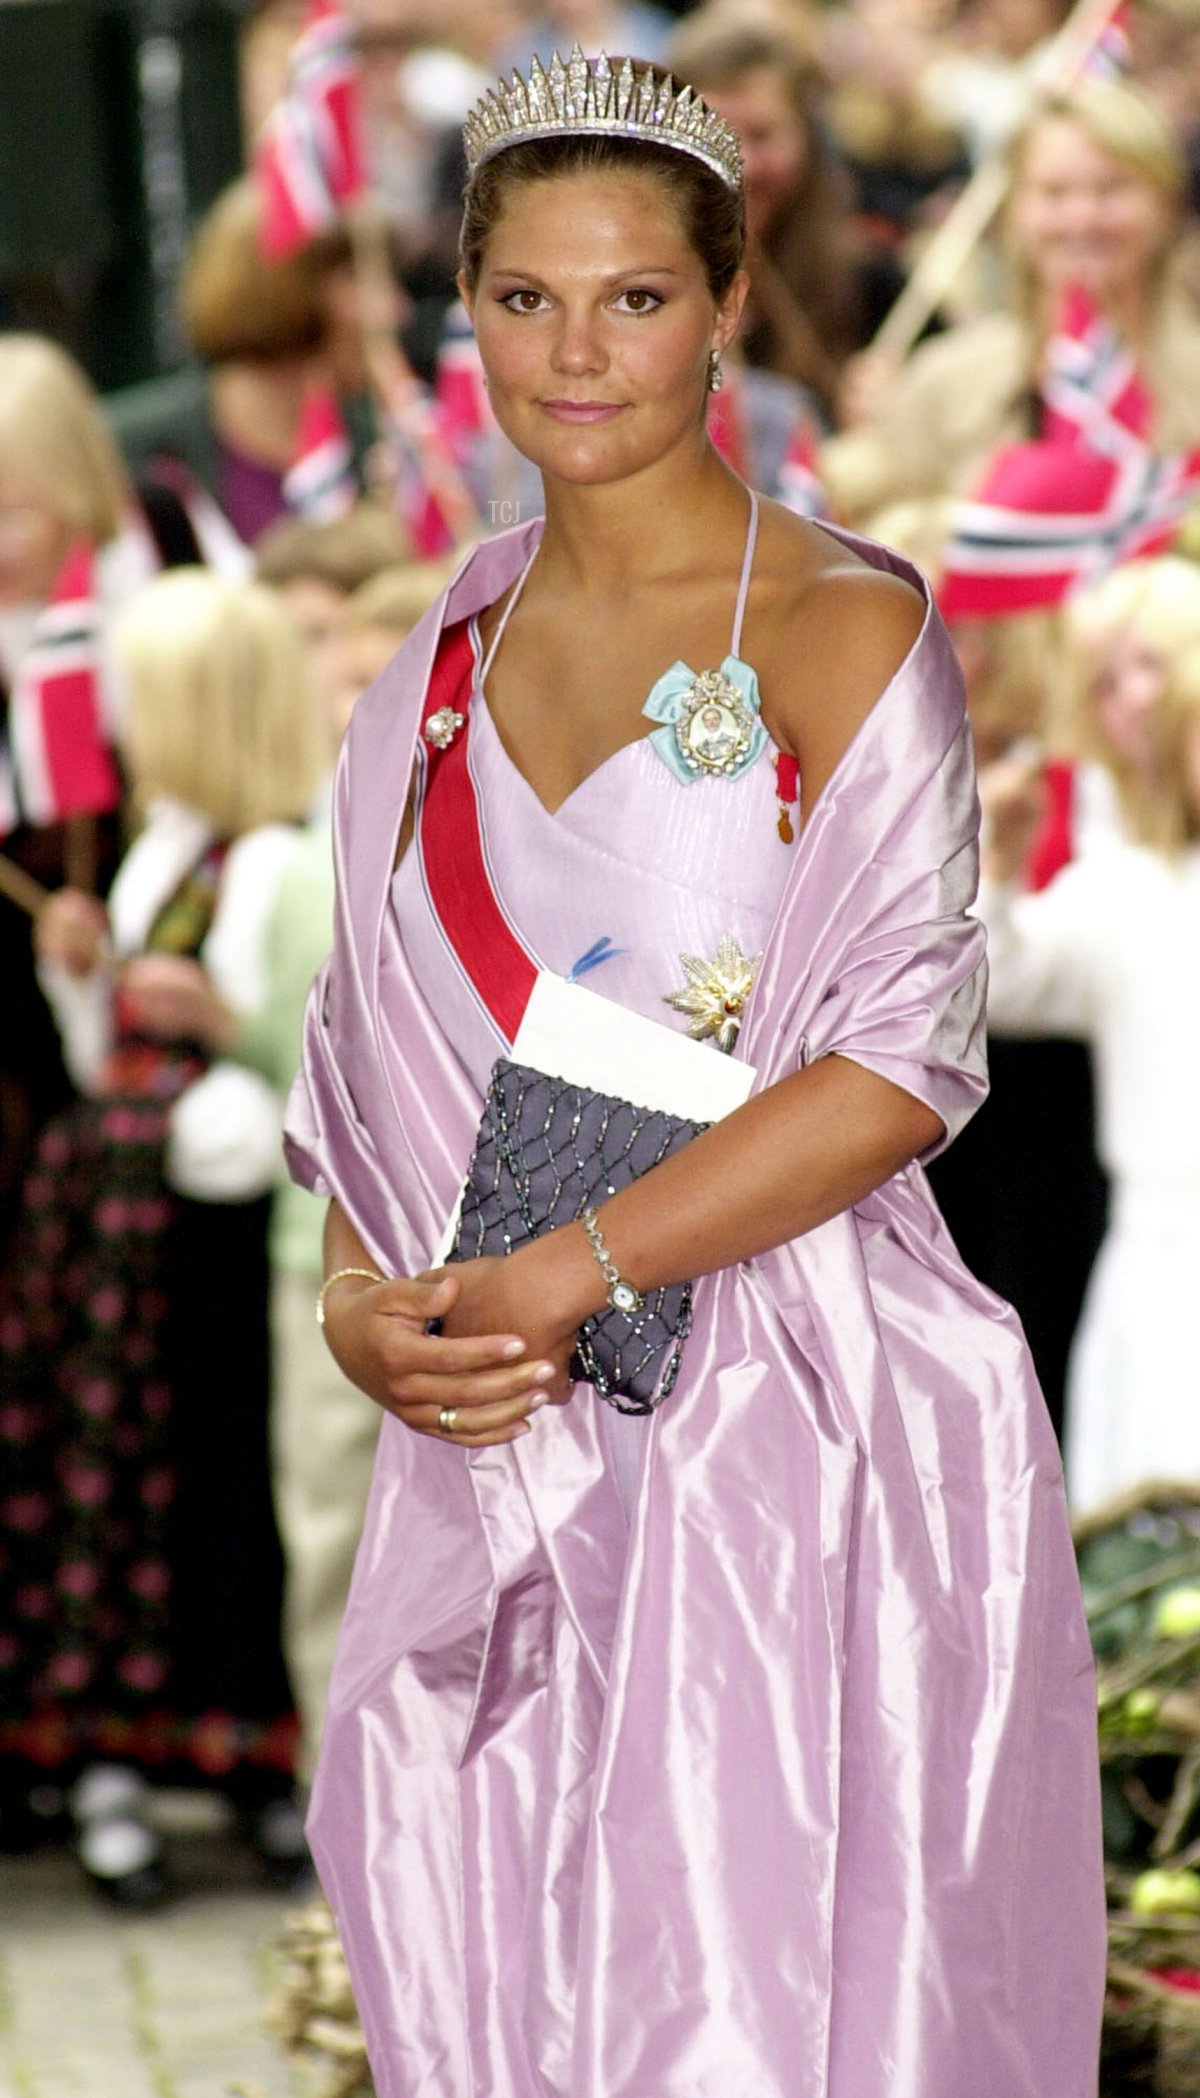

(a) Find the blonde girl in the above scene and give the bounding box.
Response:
[979,563,1200,1510]
[0,571,326,1905]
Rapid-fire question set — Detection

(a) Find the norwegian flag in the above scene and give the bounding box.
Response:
[776,415,829,520]
[434,301,494,458]
[1041,284,1154,457]
[938,439,1200,619]
[380,369,479,557]
[0,541,122,840]
[283,386,358,520]
[389,401,469,557]
[255,0,367,261]
[1082,0,1133,78]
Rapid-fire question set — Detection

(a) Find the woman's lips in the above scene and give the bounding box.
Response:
[539,400,626,423]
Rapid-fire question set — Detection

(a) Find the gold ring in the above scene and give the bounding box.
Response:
[438,1406,458,1435]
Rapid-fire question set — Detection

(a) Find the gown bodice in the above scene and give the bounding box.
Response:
[391,492,796,1097]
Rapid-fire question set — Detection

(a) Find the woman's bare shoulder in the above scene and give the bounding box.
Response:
[752,503,925,807]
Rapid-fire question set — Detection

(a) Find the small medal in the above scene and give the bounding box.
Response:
[672,668,757,777]
[775,752,799,844]
[665,935,761,1053]
[642,654,768,787]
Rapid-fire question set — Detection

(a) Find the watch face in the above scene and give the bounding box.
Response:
[611,1280,641,1316]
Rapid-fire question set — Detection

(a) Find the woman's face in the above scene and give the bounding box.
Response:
[1090,629,1167,767]
[0,466,70,609]
[698,68,809,244]
[1009,116,1176,310]
[463,170,746,491]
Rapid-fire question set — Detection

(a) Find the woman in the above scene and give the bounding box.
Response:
[286,50,1104,2098]
[667,14,905,419]
[105,178,389,555]
[1,571,327,1898]
[978,593,1200,1512]
[823,75,1200,520]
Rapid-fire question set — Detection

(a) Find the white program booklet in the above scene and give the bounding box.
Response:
[432,971,757,1261]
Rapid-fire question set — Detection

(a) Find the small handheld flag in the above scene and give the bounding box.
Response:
[1,541,122,840]
[283,387,358,521]
[255,0,367,261]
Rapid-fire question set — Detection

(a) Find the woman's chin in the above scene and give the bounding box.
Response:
[1038,255,1143,306]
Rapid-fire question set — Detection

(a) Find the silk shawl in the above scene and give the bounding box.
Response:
[285,518,1106,2098]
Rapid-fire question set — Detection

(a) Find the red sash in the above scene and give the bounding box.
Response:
[416,619,539,1044]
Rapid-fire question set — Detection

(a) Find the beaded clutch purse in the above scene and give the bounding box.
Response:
[448,1057,709,1414]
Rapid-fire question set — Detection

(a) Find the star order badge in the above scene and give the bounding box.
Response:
[665,935,761,1053]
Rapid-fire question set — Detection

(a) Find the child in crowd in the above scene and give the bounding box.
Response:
[978,555,1200,1511]
[0,570,328,1900]
[252,560,449,1774]
[254,502,410,707]
[1060,554,1200,853]
[116,558,451,1777]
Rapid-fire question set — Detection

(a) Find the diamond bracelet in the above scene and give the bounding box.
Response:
[579,1205,645,1318]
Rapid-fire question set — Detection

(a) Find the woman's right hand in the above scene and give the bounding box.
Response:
[35,887,109,976]
[319,1268,554,1447]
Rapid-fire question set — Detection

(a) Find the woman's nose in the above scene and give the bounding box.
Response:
[550,312,607,375]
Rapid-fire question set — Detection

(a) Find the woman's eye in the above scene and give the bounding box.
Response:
[500,289,549,313]
[614,287,663,314]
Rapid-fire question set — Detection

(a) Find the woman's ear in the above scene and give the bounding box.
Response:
[713,267,751,355]
[456,270,475,325]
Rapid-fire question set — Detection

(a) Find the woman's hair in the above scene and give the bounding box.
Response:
[116,568,328,835]
[1150,637,1200,850]
[182,177,355,364]
[255,502,411,594]
[1063,554,1200,847]
[665,14,861,403]
[342,558,456,637]
[0,334,130,546]
[459,65,745,301]
[667,14,817,126]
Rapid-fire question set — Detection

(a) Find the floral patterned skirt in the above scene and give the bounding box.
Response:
[0,1084,296,1781]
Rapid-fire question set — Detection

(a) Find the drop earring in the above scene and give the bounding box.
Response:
[707,349,723,393]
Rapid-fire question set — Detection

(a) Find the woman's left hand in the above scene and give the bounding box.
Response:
[431,1247,587,1403]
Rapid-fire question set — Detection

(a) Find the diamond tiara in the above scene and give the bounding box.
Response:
[463,46,744,194]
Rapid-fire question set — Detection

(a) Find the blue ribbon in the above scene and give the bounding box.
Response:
[567,936,627,983]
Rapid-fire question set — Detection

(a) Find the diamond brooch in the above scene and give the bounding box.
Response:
[665,935,761,1053]
[425,706,464,751]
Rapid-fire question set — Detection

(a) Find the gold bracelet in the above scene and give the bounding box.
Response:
[316,1265,385,1328]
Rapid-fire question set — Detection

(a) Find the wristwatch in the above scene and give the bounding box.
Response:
[580,1204,645,1316]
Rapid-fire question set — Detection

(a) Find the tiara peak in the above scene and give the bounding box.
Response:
[463,46,744,194]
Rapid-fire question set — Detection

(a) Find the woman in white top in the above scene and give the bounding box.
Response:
[979,587,1200,1512]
